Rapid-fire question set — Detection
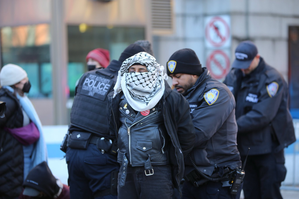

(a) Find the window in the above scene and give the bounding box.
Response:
[1,24,146,98]
[67,25,145,97]
[1,24,51,98]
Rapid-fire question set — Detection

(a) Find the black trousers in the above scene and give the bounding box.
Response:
[66,144,119,199]
[241,149,286,199]
[118,165,174,199]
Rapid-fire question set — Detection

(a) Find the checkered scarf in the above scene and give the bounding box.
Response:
[113,52,166,111]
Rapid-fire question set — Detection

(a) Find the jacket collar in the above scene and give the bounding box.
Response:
[183,68,210,98]
[243,57,266,80]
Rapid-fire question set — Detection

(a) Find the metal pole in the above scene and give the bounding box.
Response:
[50,0,68,125]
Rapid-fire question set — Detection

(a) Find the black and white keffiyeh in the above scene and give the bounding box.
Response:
[113,52,167,111]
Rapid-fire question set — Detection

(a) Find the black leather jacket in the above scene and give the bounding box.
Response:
[224,57,296,155]
[111,83,195,189]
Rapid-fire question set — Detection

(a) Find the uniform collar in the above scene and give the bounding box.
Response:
[243,57,266,79]
[183,68,210,97]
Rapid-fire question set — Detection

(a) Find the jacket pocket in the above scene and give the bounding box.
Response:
[136,141,152,152]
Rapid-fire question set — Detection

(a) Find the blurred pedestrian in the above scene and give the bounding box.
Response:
[64,44,146,199]
[112,52,195,199]
[20,161,69,199]
[167,48,242,199]
[224,41,296,199]
[0,64,47,198]
[86,48,110,71]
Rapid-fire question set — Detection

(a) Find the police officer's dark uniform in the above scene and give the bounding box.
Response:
[224,41,296,199]
[64,44,146,199]
[167,48,242,199]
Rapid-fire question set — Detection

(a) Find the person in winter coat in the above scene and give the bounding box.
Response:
[0,64,47,199]
[111,52,195,199]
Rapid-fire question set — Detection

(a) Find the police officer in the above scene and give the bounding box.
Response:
[65,44,146,199]
[167,48,242,199]
[224,41,296,199]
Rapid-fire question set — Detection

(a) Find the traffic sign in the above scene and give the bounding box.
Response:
[206,49,230,80]
[205,15,231,48]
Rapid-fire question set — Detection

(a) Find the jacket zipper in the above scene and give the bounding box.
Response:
[160,132,165,154]
[125,111,157,165]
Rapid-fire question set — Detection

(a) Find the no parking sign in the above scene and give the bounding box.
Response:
[206,49,230,80]
[205,15,231,48]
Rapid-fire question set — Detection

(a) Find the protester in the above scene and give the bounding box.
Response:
[65,44,146,199]
[0,64,47,199]
[111,52,195,199]
[167,48,242,199]
[86,48,110,71]
[224,41,296,199]
[19,161,69,199]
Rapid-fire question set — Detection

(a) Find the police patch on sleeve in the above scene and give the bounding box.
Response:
[266,82,279,97]
[167,60,177,73]
[204,89,219,105]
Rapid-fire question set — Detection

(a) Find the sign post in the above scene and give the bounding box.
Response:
[204,15,231,81]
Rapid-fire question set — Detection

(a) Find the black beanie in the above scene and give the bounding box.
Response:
[166,48,202,76]
[23,161,59,197]
[118,44,146,64]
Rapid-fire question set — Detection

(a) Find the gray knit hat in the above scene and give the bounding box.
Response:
[0,64,27,86]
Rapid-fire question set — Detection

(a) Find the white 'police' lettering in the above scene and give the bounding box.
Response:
[189,104,197,113]
[235,52,248,60]
[82,74,112,97]
[246,93,258,103]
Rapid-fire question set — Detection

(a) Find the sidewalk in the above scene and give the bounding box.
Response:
[281,189,299,199]
[240,189,299,199]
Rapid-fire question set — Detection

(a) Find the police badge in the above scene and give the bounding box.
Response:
[266,82,279,97]
[167,60,177,73]
[204,89,219,105]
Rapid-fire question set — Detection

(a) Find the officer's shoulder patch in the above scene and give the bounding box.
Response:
[266,82,279,97]
[167,60,177,73]
[204,89,219,105]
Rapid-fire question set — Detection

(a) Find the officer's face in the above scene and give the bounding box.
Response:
[170,73,197,94]
[241,55,260,75]
[128,64,148,73]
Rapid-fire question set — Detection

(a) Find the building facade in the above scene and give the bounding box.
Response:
[1,0,299,125]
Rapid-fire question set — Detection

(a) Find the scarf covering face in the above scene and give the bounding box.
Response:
[113,52,166,111]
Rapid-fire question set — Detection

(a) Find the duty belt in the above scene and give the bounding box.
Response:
[89,135,117,156]
[185,168,233,187]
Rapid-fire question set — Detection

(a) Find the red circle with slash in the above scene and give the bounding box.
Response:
[206,50,230,80]
[205,16,230,47]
